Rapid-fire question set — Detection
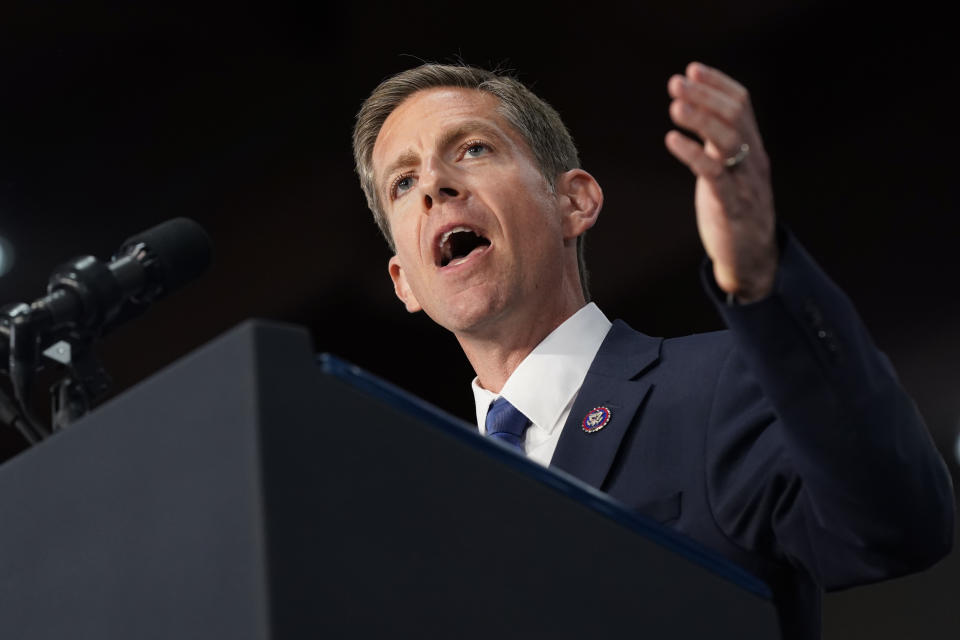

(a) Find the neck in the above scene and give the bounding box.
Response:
[457,295,586,394]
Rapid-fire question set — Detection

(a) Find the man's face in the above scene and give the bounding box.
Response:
[372,88,571,336]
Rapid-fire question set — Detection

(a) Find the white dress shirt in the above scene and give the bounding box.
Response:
[471,303,612,466]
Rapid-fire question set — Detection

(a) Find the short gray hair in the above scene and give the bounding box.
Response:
[352,63,590,299]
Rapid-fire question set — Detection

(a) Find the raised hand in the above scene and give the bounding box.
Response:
[665,62,778,303]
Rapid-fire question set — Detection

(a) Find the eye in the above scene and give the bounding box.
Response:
[460,139,491,159]
[390,173,416,199]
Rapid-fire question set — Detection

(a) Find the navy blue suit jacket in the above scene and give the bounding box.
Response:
[549,233,954,639]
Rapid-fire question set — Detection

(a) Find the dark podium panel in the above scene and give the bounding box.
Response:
[0,321,780,638]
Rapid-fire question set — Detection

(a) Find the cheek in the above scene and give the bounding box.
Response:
[494,169,552,214]
[389,215,422,258]
[514,185,561,237]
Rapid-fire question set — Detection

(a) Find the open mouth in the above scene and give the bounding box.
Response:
[437,226,491,267]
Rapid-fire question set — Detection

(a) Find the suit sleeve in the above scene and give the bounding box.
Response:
[701,228,954,589]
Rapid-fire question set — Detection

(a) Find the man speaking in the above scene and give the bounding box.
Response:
[351,62,953,639]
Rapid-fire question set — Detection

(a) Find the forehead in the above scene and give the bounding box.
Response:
[371,87,514,175]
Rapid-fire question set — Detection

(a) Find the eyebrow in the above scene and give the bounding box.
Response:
[379,120,506,194]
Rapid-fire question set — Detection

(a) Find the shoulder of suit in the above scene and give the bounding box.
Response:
[661,329,735,363]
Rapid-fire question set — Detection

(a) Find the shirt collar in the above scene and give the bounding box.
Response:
[472,303,612,433]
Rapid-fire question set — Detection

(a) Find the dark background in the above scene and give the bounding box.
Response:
[0,1,956,637]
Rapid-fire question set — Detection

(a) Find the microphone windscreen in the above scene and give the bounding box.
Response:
[120,218,213,294]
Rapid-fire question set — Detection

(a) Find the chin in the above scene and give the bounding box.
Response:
[426,290,507,336]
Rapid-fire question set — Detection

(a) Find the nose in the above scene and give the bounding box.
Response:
[423,187,459,210]
[420,158,462,212]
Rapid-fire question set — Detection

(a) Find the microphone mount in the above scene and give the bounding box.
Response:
[0,218,211,445]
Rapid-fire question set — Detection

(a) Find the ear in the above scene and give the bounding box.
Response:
[556,169,603,240]
[388,255,423,313]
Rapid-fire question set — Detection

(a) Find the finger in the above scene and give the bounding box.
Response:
[664,130,724,179]
[686,62,749,106]
[668,74,741,126]
[675,63,766,157]
[669,99,741,157]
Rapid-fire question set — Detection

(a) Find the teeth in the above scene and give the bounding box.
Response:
[439,226,473,249]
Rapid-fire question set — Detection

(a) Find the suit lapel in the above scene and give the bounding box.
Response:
[550,320,662,490]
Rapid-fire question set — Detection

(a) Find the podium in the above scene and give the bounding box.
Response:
[0,321,780,638]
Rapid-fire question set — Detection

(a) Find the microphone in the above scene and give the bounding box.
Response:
[1,217,212,372]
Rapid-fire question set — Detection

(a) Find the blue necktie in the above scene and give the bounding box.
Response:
[485,397,531,453]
